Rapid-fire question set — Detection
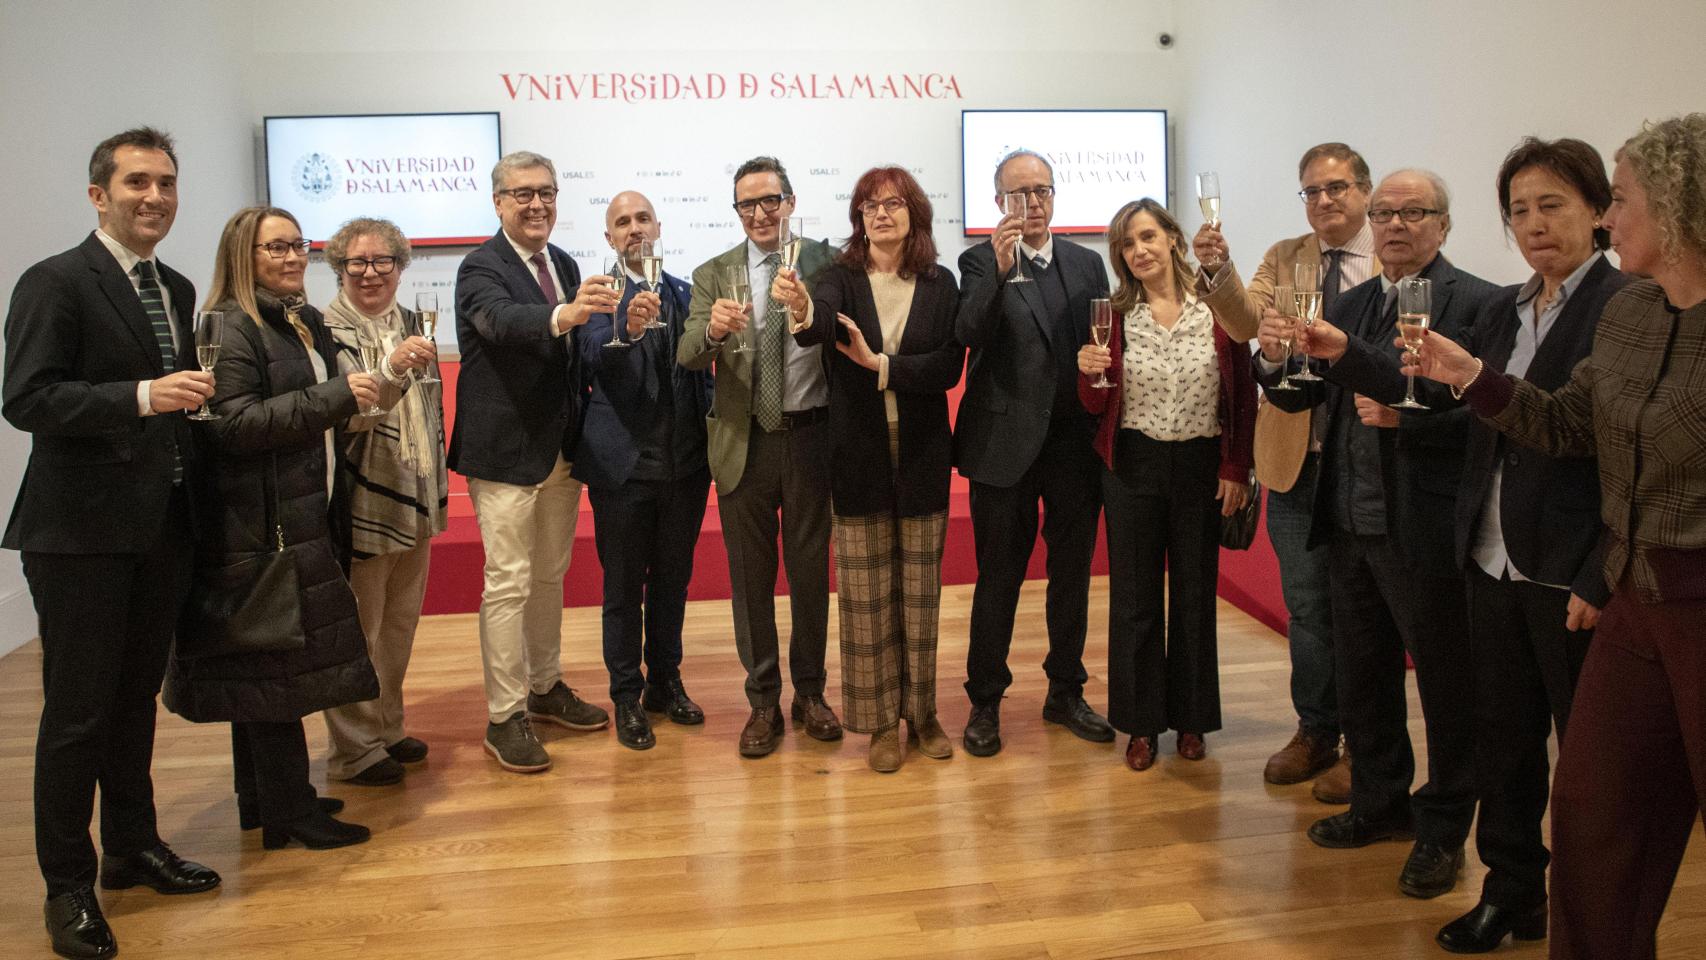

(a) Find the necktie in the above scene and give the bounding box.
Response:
[530,252,559,304]
[1321,248,1345,322]
[134,261,183,482]
[1032,254,1048,273]
[755,253,785,431]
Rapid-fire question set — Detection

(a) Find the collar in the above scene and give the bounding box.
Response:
[746,238,784,268]
[95,228,154,277]
[1516,250,1603,309]
[1018,233,1056,267]
[503,231,549,265]
[1324,221,1375,260]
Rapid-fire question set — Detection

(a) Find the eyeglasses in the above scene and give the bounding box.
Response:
[858,197,906,216]
[732,194,789,217]
[498,187,558,205]
[1002,186,1055,200]
[255,239,311,260]
[1368,207,1443,224]
[1298,180,1364,203]
[339,256,398,276]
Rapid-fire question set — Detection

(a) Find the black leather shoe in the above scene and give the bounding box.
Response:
[346,756,406,786]
[239,795,343,831]
[44,887,116,959]
[1437,900,1548,953]
[963,702,1002,757]
[1306,810,1415,849]
[614,699,656,750]
[642,677,705,725]
[261,809,371,850]
[386,736,429,764]
[739,705,785,758]
[1398,841,1465,899]
[1042,694,1116,743]
[99,842,221,895]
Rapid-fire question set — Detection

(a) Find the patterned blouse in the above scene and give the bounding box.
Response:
[1119,296,1222,442]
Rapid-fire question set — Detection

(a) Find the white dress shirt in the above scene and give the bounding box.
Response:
[1120,296,1221,442]
[95,229,178,417]
[503,231,571,336]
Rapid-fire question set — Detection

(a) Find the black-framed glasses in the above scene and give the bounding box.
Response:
[255,239,311,259]
[858,198,907,216]
[732,194,789,217]
[1003,185,1055,200]
[1298,180,1364,203]
[1368,206,1443,224]
[339,256,398,276]
[498,187,558,205]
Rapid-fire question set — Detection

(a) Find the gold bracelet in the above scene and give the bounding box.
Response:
[1450,358,1484,401]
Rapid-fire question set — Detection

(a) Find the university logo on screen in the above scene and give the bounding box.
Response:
[293,151,482,202]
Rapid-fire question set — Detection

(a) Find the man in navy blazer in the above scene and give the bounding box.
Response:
[451,150,638,773]
[1268,169,1499,900]
[3,127,220,960]
[571,191,713,751]
[954,149,1113,757]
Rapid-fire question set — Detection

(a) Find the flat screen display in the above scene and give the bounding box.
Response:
[263,112,502,248]
[961,109,1168,236]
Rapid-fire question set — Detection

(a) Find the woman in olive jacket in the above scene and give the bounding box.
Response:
[164,206,379,850]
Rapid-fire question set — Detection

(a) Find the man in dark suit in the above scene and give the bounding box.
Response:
[1266,169,1499,900]
[3,127,220,960]
[677,156,843,758]
[955,149,1113,757]
[573,190,713,751]
[451,150,630,773]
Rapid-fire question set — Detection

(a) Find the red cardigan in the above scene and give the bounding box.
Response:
[1078,301,1256,482]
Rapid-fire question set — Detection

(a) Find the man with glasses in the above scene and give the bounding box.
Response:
[5,127,220,960]
[1260,169,1497,900]
[678,156,842,758]
[1191,142,1380,803]
[450,150,643,772]
[954,148,1112,757]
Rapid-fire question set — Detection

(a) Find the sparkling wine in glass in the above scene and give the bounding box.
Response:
[725,263,753,355]
[1395,277,1432,410]
[1002,191,1032,283]
[188,310,223,420]
[357,339,385,416]
[778,217,803,272]
[638,240,666,330]
[414,291,440,384]
[1196,172,1222,227]
[1089,298,1115,389]
[1269,284,1300,392]
[1290,260,1324,381]
[602,257,631,349]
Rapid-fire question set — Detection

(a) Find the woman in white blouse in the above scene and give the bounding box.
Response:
[1078,199,1256,771]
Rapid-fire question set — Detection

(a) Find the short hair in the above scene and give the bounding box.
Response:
[837,166,939,281]
[1297,142,1371,187]
[202,206,301,325]
[992,148,1055,194]
[324,216,413,283]
[1617,113,1706,264]
[1380,168,1453,213]
[732,156,793,199]
[491,151,556,193]
[1496,137,1613,250]
[1106,198,1194,314]
[89,127,178,188]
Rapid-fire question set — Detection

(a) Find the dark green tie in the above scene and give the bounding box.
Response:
[134,261,183,483]
[755,253,786,431]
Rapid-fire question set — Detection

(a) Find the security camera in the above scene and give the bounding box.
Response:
[1156,32,1174,49]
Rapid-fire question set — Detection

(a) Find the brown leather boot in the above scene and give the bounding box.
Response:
[1312,742,1352,804]
[1264,726,1340,785]
[868,726,903,773]
[907,715,953,760]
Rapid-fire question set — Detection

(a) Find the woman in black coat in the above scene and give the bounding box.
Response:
[780,166,965,772]
[164,206,380,849]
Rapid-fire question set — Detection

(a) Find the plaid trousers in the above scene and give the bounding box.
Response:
[833,508,948,734]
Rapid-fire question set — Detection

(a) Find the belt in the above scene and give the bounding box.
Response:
[755,406,829,431]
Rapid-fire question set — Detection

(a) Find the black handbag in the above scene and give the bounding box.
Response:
[1219,470,1263,551]
[178,319,308,658]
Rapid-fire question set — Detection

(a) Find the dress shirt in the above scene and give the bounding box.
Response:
[1018,234,1055,270]
[96,229,178,416]
[1119,296,1221,442]
[748,239,828,412]
[1324,222,1378,292]
[1471,252,1604,586]
[503,231,570,335]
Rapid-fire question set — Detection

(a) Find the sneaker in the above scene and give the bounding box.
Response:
[484,712,551,773]
[527,681,610,731]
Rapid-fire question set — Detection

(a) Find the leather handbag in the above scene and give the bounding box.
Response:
[1219,470,1263,551]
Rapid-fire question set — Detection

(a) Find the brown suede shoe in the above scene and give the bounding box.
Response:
[738,705,785,758]
[1264,727,1340,785]
[1312,744,1353,804]
[1125,734,1158,772]
[907,715,953,760]
[868,726,903,773]
[790,695,844,741]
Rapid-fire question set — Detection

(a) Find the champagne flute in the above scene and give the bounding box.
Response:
[188,310,223,420]
[413,291,440,384]
[778,217,803,272]
[1196,172,1222,228]
[1290,260,1324,382]
[357,336,385,416]
[601,257,631,349]
[1089,298,1115,389]
[1394,277,1432,410]
[638,240,666,330]
[724,263,753,355]
[1001,191,1032,283]
[1269,284,1300,392]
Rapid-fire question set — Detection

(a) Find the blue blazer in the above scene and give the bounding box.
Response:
[448,232,583,486]
[571,271,711,489]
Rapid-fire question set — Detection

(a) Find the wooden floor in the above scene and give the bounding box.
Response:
[2,579,1703,959]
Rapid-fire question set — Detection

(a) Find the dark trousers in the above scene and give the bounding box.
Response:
[964,415,1102,706]
[1266,455,1337,738]
[1550,587,1706,960]
[231,720,316,828]
[1102,432,1222,737]
[1327,531,1476,846]
[1465,567,1591,910]
[23,489,192,895]
[720,419,830,708]
[588,468,712,702]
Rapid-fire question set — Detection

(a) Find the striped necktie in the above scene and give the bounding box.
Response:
[133,260,183,482]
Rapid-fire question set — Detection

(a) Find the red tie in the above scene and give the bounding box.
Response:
[530,252,559,304]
